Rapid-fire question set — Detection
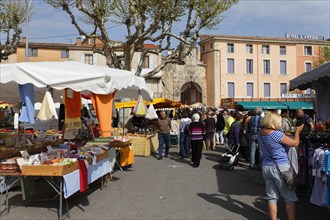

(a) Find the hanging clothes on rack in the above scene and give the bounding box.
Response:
[63,89,82,139]
[18,83,35,124]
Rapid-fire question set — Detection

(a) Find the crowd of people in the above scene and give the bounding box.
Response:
[155,107,315,220]
[155,108,315,168]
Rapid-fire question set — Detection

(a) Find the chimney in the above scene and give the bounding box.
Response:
[76,37,81,46]
[22,37,26,44]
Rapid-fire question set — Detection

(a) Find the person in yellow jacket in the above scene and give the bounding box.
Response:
[223,110,237,149]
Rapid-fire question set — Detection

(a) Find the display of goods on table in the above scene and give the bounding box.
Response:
[109,136,131,148]
[22,159,78,176]
[127,134,158,156]
[0,158,19,173]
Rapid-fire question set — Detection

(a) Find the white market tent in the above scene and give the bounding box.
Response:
[0,61,153,102]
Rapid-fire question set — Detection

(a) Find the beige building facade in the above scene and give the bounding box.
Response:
[199,35,329,107]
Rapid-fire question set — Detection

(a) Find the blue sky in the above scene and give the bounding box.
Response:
[22,0,330,44]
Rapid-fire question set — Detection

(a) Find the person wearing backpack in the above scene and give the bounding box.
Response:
[179,112,192,159]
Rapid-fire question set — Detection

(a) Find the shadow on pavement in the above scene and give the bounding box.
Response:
[197,192,269,220]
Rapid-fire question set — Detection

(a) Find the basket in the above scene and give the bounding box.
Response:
[0,132,17,147]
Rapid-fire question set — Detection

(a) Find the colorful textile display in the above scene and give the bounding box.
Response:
[18,83,35,124]
[145,103,158,120]
[120,146,134,167]
[132,95,147,117]
[63,89,81,132]
[90,93,115,137]
[78,160,89,192]
[37,91,58,121]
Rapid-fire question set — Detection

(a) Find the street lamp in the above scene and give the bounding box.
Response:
[25,0,32,62]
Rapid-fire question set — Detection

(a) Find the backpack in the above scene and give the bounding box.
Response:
[184,124,190,134]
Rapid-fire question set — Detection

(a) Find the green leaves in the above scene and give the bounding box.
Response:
[46,0,238,76]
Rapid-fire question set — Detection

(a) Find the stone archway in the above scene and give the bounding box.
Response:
[180,82,203,105]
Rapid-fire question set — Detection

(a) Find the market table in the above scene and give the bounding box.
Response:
[127,134,158,156]
[0,151,113,220]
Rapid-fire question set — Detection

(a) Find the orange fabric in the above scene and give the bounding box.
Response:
[64,89,81,118]
[120,146,134,167]
[90,93,114,138]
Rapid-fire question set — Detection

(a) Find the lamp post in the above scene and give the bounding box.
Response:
[25,0,32,62]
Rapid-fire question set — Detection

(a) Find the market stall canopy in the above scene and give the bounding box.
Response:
[189,102,205,108]
[279,101,313,110]
[235,101,288,110]
[290,61,330,121]
[0,61,153,102]
[290,62,330,90]
[115,98,183,109]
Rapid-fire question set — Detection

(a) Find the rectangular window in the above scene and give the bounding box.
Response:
[144,56,150,68]
[262,45,270,54]
[210,43,213,49]
[246,59,253,74]
[228,82,235,98]
[264,83,271,98]
[305,88,313,95]
[280,83,287,96]
[28,48,38,57]
[263,60,270,74]
[227,43,234,53]
[61,49,69,58]
[280,60,287,75]
[85,54,93,65]
[247,83,254,97]
[305,62,312,71]
[246,44,253,53]
[280,46,286,55]
[304,46,312,55]
[227,58,235,74]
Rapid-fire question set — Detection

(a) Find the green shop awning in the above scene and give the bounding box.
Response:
[279,101,313,110]
[235,101,288,110]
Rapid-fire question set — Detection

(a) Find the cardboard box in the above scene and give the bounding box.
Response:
[22,161,78,176]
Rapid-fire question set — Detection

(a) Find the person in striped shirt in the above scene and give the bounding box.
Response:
[189,113,205,168]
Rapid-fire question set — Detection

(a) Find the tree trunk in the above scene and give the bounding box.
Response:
[123,44,132,71]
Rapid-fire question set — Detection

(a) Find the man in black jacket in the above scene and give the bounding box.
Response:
[215,110,225,145]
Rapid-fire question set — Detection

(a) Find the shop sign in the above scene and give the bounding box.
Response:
[281,93,315,98]
[285,33,325,41]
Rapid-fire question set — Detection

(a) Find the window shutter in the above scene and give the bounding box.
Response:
[81,54,85,63]
[93,54,98,65]
[149,55,154,69]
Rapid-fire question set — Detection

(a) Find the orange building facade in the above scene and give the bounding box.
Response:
[199,35,329,107]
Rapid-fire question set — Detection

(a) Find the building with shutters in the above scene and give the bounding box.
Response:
[199,34,329,107]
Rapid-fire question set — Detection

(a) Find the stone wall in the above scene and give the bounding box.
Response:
[162,47,207,104]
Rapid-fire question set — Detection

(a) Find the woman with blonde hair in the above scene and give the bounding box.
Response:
[258,112,304,220]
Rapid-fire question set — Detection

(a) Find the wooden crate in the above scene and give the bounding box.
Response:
[128,135,158,156]
[22,161,78,176]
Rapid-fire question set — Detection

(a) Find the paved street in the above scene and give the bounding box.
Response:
[1,145,329,220]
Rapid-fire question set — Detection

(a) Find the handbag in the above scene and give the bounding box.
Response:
[261,136,298,190]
